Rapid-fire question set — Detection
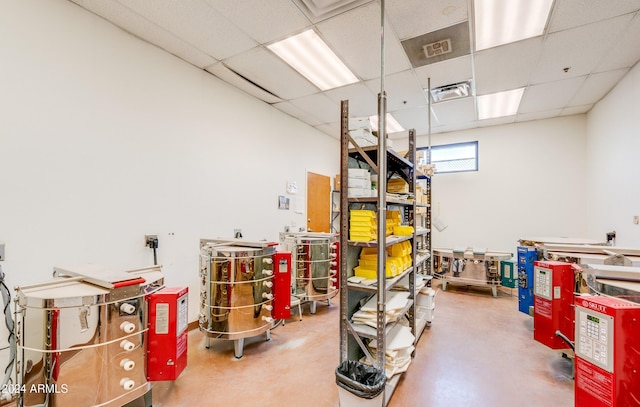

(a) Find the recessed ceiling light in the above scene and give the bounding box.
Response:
[477,88,525,120]
[268,29,358,91]
[369,114,405,133]
[474,0,553,51]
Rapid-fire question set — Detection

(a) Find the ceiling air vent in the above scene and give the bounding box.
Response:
[428,80,472,103]
[423,39,452,58]
[292,0,373,23]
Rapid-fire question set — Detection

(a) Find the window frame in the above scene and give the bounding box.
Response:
[418,141,478,175]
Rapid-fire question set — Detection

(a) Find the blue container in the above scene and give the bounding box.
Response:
[517,246,537,314]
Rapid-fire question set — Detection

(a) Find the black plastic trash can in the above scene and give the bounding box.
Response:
[335,360,386,406]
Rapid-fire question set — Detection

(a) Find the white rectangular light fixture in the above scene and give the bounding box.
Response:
[267,29,358,91]
[474,0,553,51]
[477,88,525,120]
[369,114,405,133]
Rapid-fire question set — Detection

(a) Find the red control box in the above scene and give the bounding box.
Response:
[147,287,189,381]
[271,251,292,319]
[533,260,575,349]
[574,295,640,406]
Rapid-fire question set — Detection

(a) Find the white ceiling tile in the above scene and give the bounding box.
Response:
[386,0,468,40]
[515,109,563,123]
[116,0,257,59]
[430,97,476,126]
[413,55,473,90]
[548,0,640,33]
[531,14,633,83]
[314,122,340,139]
[272,101,324,126]
[223,46,318,100]
[73,0,217,68]
[316,1,411,81]
[205,0,311,44]
[596,13,640,72]
[289,93,341,124]
[569,68,629,106]
[389,107,429,135]
[205,63,282,103]
[365,70,428,111]
[474,37,544,94]
[324,83,377,118]
[562,105,593,116]
[477,115,516,128]
[519,77,586,113]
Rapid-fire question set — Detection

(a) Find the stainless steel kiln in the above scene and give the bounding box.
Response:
[14,264,164,407]
[279,232,339,314]
[199,239,276,358]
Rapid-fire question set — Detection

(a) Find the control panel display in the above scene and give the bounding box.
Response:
[534,266,552,300]
[576,306,614,373]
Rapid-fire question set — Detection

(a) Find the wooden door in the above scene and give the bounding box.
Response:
[307,172,330,232]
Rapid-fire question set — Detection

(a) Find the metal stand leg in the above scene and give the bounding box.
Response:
[234,338,244,359]
[310,301,317,314]
[492,286,497,297]
[266,329,271,342]
[143,388,152,407]
[442,280,447,291]
[205,336,211,349]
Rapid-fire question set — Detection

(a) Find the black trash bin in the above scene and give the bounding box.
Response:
[335,360,386,406]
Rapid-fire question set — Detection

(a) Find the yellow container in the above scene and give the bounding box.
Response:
[388,241,411,257]
[393,225,414,236]
[350,232,375,242]
[350,210,376,220]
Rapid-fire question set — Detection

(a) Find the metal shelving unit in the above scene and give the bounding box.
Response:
[338,99,431,405]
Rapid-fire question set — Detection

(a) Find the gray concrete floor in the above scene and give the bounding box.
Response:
[129,280,574,407]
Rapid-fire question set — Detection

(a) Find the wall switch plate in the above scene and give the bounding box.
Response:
[0,243,5,261]
[634,216,639,225]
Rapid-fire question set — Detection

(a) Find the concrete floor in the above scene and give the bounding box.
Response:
[127,281,575,407]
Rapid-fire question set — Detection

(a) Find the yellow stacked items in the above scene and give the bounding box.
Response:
[388,177,409,193]
[350,210,377,241]
[354,248,398,278]
[387,210,402,236]
[387,241,413,271]
[393,225,415,236]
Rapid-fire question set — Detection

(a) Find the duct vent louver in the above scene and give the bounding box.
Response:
[428,81,472,103]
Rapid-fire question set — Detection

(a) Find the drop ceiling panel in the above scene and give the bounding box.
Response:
[365,70,429,111]
[71,0,217,68]
[519,77,586,113]
[569,69,629,106]
[223,46,318,100]
[117,0,257,59]
[401,22,470,68]
[430,97,476,126]
[478,116,516,128]
[273,100,324,126]
[316,1,411,81]
[414,55,473,90]
[548,0,640,33]
[561,104,593,116]
[386,0,468,40]
[531,14,633,84]
[515,109,563,123]
[205,63,282,103]
[389,106,429,135]
[324,83,377,118]
[205,0,311,44]
[474,37,544,94]
[289,93,340,124]
[596,13,640,72]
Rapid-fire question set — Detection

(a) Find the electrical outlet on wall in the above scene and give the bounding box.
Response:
[634,216,639,225]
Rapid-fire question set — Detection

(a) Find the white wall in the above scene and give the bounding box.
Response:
[0,0,338,325]
[586,62,640,246]
[395,115,590,256]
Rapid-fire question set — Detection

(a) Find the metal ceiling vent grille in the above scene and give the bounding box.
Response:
[401,22,470,68]
[292,0,373,22]
[424,39,452,58]
[428,80,472,103]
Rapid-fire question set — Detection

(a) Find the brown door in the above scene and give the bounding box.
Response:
[307,172,330,232]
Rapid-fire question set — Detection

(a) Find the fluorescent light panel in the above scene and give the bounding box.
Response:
[477,88,525,120]
[268,29,358,91]
[369,114,405,133]
[474,0,553,51]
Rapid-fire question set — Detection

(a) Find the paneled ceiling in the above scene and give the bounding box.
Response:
[69,0,640,139]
